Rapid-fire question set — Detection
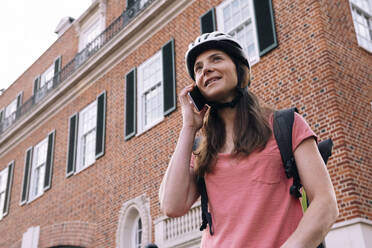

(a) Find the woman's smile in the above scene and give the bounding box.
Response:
[205,76,222,87]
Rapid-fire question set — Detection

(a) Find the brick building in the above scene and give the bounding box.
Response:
[0,0,371,247]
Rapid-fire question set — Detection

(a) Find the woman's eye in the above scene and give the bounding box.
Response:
[213,56,222,62]
[195,66,202,72]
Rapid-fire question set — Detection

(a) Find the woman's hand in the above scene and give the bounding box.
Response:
[179,84,208,132]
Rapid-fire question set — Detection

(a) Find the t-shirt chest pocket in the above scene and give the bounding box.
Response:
[251,153,285,184]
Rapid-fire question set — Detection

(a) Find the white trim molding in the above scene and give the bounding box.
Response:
[325,218,372,248]
[116,194,152,248]
[155,201,202,248]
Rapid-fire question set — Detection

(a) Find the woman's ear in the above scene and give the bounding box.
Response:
[241,65,251,88]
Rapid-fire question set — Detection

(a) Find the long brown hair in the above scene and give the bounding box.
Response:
[193,62,273,177]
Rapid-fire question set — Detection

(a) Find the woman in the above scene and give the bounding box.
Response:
[159,32,338,248]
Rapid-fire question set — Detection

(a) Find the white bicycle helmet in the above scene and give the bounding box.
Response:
[185,31,250,84]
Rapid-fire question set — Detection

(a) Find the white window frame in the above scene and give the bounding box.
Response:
[40,64,55,90]
[349,0,372,52]
[131,216,143,248]
[78,12,105,52]
[137,51,164,134]
[28,137,48,202]
[76,100,97,173]
[0,167,9,220]
[4,98,17,121]
[116,195,152,248]
[216,0,260,65]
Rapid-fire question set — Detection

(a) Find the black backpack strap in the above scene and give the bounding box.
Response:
[197,176,214,235]
[273,107,302,198]
[318,139,333,164]
[193,137,214,235]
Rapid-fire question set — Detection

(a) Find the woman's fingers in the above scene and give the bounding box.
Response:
[179,84,194,106]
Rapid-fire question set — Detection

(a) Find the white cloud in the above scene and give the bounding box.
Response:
[0,0,92,91]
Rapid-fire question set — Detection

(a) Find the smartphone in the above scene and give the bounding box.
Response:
[188,86,207,112]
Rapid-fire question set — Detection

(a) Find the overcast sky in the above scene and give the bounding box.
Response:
[0,0,92,92]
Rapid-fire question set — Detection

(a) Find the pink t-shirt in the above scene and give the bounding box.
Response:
[197,113,317,248]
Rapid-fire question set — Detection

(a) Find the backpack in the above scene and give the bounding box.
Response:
[195,107,333,247]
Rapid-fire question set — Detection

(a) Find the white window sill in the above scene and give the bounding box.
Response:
[136,117,164,138]
[358,42,372,54]
[27,191,45,205]
[74,160,96,176]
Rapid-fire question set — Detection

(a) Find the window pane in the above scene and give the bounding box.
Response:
[0,170,7,192]
[40,64,55,89]
[5,99,17,119]
[136,218,142,248]
[77,101,97,171]
[83,130,96,167]
[139,51,163,131]
[144,84,162,126]
[0,193,5,213]
[222,0,250,33]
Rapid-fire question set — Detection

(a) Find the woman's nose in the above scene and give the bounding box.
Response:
[202,63,213,76]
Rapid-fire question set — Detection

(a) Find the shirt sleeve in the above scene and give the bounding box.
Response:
[292,112,318,152]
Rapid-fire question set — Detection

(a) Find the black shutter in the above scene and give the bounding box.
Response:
[66,114,78,177]
[127,0,135,8]
[3,161,14,216]
[162,39,176,116]
[53,56,62,85]
[16,92,23,118]
[33,76,40,95]
[21,148,33,205]
[0,109,3,122]
[44,130,55,191]
[253,0,278,56]
[16,92,23,109]
[95,91,106,159]
[125,69,136,140]
[200,8,216,34]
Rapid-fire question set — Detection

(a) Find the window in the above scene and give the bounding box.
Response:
[40,64,55,90]
[21,226,39,248]
[29,138,48,201]
[350,0,372,52]
[137,51,163,133]
[132,216,142,248]
[20,131,55,205]
[66,92,106,177]
[78,3,105,53]
[33,57,61,96]
[80,18,103,52]
[125,39,176,140]
[0,162,14,220]
[76,101,97,172]
[2,92,23,123]
[116,195,151,248]
[4,98,17,121]
[216,0,260,64]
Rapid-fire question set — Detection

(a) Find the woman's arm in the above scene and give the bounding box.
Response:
[159,84,207,217]
[281,137,339,248]
[159,127,200,217]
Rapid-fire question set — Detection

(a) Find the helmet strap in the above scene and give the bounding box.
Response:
[208,61,245,110]
[208,89,243,110]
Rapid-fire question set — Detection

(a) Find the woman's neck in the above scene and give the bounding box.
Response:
[217,106,237,153]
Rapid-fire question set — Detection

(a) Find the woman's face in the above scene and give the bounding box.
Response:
[194,49,238,103]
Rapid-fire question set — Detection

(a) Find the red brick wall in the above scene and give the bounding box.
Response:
[317,0,372,221]
[0,0,371,247]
